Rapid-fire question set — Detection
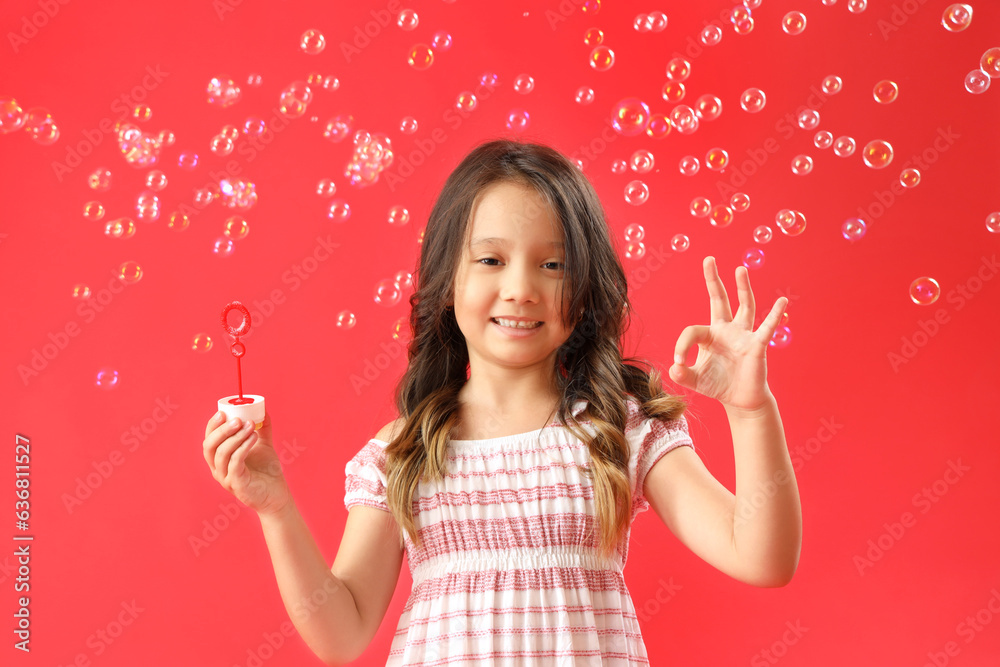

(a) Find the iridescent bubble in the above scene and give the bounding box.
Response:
[730,193,750,212]
[776,209,807,236]
[730,6,750,23]
[132,105,152,122]
[191,333,212,353]
[192,188,213,208]
[981,48,1000,78]
[158,129,176,147]
[666,57,691,81]
[83,201,105,221]
[661,81,686,103]
[246,73,262,87]
[634,13,654,32]
[705,147,729,171]
[480,72,499,88]
[833,136,856,157]
[821,75,843,95]
[336,311,357,329]
[909,277,941,305]
[95,367,119,390]
[590,46,615,71]
[740,88,766,113]
[625,242,646,259]
[679,155,700,176]
[610,98,650,136]
[316,178,336,197]
[733,16,755,34]
[671,234,690,252]
[695,94,723,121]
[575,86,595,105]
[206,77,241,108]
[178,151,199,170]
[710,205,734,228]
[985,212,1000,233]
[782,11,807,35]
[743,248,765,270]
[624,180,649,205]
[456,92,477,112]
[690,197,711,218]
[873,80,899,104]
[791,155,814,175]
[224,215,249,240]
[325,199,351,223]
[300,29,325,54]
[645,113,672,139]
[900,168,921,188]
[397,9,419,31]
[320,76,340,91]
[118,260,143,284]
[847,0,867,13]
[506,109,530,132]
[168,211,190,231]
[243,117,266,137]
[89,167,112,191]
[624,223,645,243]
[324,115,353,142]
[584,27,604,46]
[582,0,600,14]
[407,44,434,70]
[629,149,654,174]
[388,205,410,226]
[769,325,792,349]
[814,131,833,149]
[700,24,723,46]
[941,4,972,32]
[648,11,668,31]
[965,70,991,94]
[513,74,535,94]
[213,237,235,257]
[400,116,418,134]
[72,284,91,299]
[0,98,26,133]
[611,159,627,175]
[670,105,699,134]
[753,225,772,244]
[862,140,893,169]
[374,279,402,306]
[797,109,820,130]
[219,125,239,141]
[24,108,59,145]
[842,217,867,241]
[210,134,234,156]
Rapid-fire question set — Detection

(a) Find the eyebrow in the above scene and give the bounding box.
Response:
[470,237,564,248]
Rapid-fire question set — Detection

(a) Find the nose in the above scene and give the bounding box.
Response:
[499,259,540,304]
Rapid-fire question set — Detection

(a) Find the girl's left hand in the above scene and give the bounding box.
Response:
[669,256,787,413]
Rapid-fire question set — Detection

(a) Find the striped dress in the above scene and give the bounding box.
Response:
[344,397,695,666]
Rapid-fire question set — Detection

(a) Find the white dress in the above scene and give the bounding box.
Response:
[344,397,695,666]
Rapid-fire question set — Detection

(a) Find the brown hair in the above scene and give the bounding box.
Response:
[383,139,687,559]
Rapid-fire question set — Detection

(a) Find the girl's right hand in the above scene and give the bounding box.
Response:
[202,411,292,517]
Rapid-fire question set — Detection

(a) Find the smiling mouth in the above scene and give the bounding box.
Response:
[491,318,543,329]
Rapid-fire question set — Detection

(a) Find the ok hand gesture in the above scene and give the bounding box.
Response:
[669,257,787,414]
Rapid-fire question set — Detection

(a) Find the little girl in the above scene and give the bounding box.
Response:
[203,139,801,666]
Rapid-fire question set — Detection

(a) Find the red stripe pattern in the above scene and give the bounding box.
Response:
[344,398,694,665]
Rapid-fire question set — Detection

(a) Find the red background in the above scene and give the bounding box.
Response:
[3,0,1000,665]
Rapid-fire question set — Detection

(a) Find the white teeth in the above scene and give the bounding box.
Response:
[494,318,542,329]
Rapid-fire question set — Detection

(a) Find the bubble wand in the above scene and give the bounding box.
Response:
[216,301,265,431]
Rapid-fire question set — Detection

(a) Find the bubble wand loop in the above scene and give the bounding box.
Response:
[216,300,265,430]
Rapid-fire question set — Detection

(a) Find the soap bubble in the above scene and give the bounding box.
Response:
[400,116,418,134]
[506,109,530,132]
[514,74,535,94]
[740,88,766,113]
[210,134,234,156]
[0,98,26,133]
[82,201,104,221]
[743,248,765,269]
[847,0,867,13]
[243,117,266,137]
[648,11,668,31]
[781,11,806,35]
[88,167,112,191]
[327,199,351,222]
[700,24,723,46]
[575,87,595,105]
[833,136,856,157]
[797,109,820,130]
[730,193,750,212]
[624,242,646,260]
[397,9,419,30]
[634,14,655,32]
[132,104,152,122]
[791,155,813,175]
[191,333,213,353]
[679,156,700,176]
[224,215,249,240]
[941,4,972,32]
[862,140,893,169]
[821,75,843,95]
[584,27,603,46]
[646,113,672,139]
[710,205,734,228]
[873,80,899,104]
[842,217,867,241]
[776,209,807,236]
[985,212,1000,233]
[900,168,921,188]
[965,70,991,94]
[624,223,645,243]
[72,284,91,299]
[168,211,189,231]
[769,325,792,349]
[733,16,755,34]
[630,150,654,174]
[610,98,650,136]
[814,131,833,149]
[213,237,235,257]
[24,108,59,145]
[753,225,772,244]
[670,105,699,134]
[96,367,120,390]
[909,277,940,305]
[321,75,340,91]
[582,0,601,14]
[666,57,691,81]
[374,279,402,306]
[407,44,434,70]
[430,31,452,51]
[118,261,143,284]
[611,160,627,175]
[178,151,199,170]
[661,81,686,103]
[694,94,723,121]
[336,311,357,329]
[207,77,241,107]
[455,92,477,112]
[300,29,326,54]
[624,180,649,205]
[705,147,729,171]
[670,234,690,252]
[981,48,1000,78]
[324,115,353,142]
[690,197,711,218]
[590,46,615,71]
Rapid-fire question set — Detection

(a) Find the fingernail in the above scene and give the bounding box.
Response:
[674,354,684,365]
[228,417,241,427]
[215,411,224,420]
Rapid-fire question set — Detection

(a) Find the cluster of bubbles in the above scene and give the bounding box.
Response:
[218,178,258,209]
[965,47,1000,94]
[688,192,752,239]
[0,98,59,144]
[374,270,414,307]
[207,77,242,108]
[117,121,164,167]
[344,131,394,188]
[632,11,668,33]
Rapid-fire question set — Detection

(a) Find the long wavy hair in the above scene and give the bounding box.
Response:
[383,139,688,560]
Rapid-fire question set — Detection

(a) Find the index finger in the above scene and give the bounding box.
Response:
[204,410,228,440]
[703,256,733,323]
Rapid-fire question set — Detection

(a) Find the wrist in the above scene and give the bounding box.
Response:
[723,390,777,421]
[257,498,298,525]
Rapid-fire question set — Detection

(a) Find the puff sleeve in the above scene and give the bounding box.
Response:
[344,439,390,513]
[630,413,695,521]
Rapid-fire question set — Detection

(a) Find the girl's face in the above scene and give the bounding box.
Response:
[452,180,575,378]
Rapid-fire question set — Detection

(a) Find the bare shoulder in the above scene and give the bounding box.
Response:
[375,417,407,443]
